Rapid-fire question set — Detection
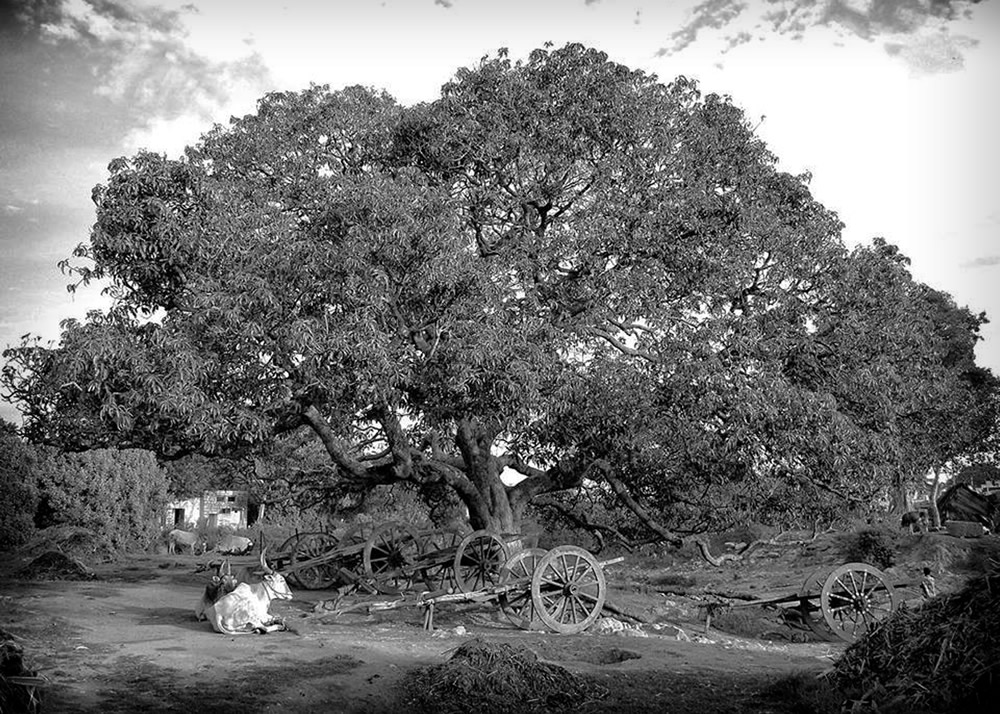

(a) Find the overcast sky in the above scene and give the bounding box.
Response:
[1,0,998,425]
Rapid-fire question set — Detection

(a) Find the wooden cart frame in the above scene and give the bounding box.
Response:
[705,561,913,643]
[267,521,538,596]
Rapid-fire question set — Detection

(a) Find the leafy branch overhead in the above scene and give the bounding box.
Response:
[2,44,995,538]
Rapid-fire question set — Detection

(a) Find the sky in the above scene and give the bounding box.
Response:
[1,0,998,426]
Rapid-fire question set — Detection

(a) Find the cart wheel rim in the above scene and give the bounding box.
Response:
[363,521,424,595]
[421,527,466,592]
[453,530,509,594]
[289,532,340,590]
[530,545,606,635]
[821,562,899,643]
[498,548,547,629]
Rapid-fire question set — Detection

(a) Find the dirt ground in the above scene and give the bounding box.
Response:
[2,529,994,713]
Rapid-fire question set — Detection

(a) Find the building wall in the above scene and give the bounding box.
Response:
[202,489,248,529]
[162,490,248,530]
[163,496,202,529]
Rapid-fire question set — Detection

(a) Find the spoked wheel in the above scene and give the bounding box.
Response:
[421,527,467,592]
[453,530,509,594]
[288,532,340,590]
[821,562,899,643]
[338,523,373,575]
[530,545,606,634]
[340,523,374,548]
[363,521,424,595]
[790,566,834,638]
[498,548,547,629]
[275,532,306,585]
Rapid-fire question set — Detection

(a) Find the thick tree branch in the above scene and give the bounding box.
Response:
[300,404,368,480]
[532,496,638,553]
[597,462,684,548]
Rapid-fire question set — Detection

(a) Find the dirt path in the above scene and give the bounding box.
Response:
[3,559,838,713]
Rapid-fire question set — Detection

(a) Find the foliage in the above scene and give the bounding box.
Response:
[162,454,246,498]
[843,528,897,569]
[955,462,1000,487]
[34,448,168,551]
[0,430,40,550]
[1,44,996,542]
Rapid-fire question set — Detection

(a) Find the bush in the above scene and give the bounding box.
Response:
[844,527,897,569]
[35,448,168,552]
[0,433,40,551]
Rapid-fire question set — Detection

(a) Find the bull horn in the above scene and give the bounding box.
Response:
[259,547,274,575]
[223,558,231,576]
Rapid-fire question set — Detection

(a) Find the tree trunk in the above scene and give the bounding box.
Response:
[927,467,943,529]
[455,417,517,534]
[890,473,911,514]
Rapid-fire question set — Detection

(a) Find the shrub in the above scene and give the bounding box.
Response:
[844,527,897,569]
[0,433,40,551]
[35,448,168,552]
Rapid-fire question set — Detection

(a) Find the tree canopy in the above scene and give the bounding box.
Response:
[3,44,996,538]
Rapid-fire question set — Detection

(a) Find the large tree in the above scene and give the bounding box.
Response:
[3,45,995,537]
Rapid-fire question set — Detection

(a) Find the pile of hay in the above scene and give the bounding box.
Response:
[403,639,605,714]
[830,560,999,713]
[22,526,112,560]
[16,551,96,581]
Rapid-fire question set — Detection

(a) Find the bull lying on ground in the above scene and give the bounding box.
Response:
[203,550,292,634]
[214,534,253,555]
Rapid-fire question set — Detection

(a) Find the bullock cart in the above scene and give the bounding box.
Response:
[271,521,538,596]
[702,562,917,643]
[329,545,624,636]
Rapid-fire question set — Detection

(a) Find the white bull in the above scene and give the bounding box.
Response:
[167,529,205,555]
[215,534,253,555]
[204,550,292,634]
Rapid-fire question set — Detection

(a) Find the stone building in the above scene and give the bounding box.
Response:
[163,489,249,530]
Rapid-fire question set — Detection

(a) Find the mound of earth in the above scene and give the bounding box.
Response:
[22,526,112,561]
[17,550,96,581]
[401,638,606,714]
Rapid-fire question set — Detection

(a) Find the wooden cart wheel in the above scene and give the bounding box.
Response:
[453,530,509,594]
[421,526,467,592]
[363,521,424,595]
[277,533,304,553]
[789,566,834,637]
[498,548,547,629]
[289,532,340,590]
[821,562,899,643]
[274,533,305,585]
[798,566,829,599]
[340,522,373,548]
[530,545,606,634]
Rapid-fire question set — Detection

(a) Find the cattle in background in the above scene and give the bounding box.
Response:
[167,529,206,555]
[204,550,292,634]
[215,534,253,555]
[901,511,926,533]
